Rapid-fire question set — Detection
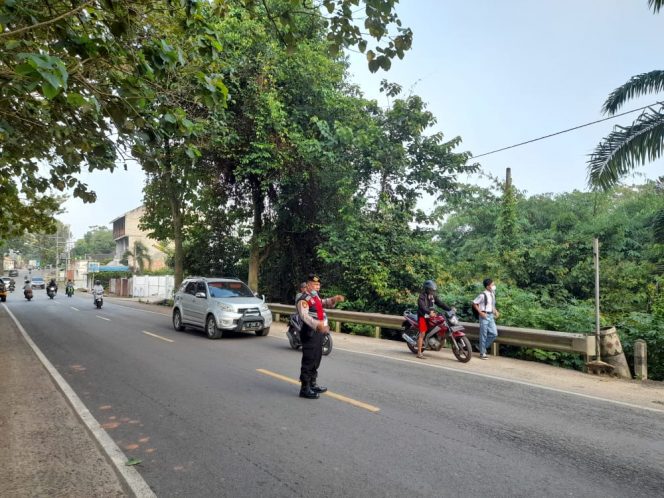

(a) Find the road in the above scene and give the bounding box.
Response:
[6,285,664,497]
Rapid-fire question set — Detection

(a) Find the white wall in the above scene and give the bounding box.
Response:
[132,275,175,302]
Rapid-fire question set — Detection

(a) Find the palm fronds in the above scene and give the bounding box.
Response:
[650,0,664,13]
[587,106,664,190]
[602,70,664,115]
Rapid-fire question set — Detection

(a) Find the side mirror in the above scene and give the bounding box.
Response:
[261,294,265,303]
[195,292,207,299]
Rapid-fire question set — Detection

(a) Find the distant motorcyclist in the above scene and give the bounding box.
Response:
[92,279,104,302]
[66,279,75,296]
[416,280,452,359]
[48,277,58,294]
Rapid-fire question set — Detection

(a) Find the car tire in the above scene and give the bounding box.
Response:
[255,327,270,337]
[206,314,223,339]
[173,308,185,331]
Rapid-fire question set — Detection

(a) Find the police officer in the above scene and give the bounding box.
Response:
[296,273,345,399]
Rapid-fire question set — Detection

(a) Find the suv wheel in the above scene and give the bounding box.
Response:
[173,308,185,331]
[206,314,223,339]
[255,327,270,337]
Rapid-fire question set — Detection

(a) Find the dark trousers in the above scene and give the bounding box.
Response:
[300,330,324,385]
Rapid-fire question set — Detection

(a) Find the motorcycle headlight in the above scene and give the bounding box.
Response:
[448,315,459,325]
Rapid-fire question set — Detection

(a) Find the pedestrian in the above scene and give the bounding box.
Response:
[296,273,345,399]
[416,280,452,359]
[472,278,500,359]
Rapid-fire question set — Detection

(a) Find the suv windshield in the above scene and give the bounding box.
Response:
[208,281,255,298]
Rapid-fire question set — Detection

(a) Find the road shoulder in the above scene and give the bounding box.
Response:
[0,306,131,497]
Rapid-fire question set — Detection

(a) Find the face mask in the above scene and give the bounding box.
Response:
[490,284,496,292]
[310,290,318,297]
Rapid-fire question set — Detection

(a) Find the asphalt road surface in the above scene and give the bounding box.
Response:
[6,287,664,497]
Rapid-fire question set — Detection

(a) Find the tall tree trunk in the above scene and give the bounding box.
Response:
[164,139,185,289]
[247,176,264,292]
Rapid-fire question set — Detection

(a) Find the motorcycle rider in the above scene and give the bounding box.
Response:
[296,273,344,399]
[416,280,452,359]
[48,277,58,294]
[91,279,104,303]
[23,279,33,298]
[66,279,74,295]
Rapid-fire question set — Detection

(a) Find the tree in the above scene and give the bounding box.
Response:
[123,241,153,274]
[72,226,115,258]
[0,0,412,241]
[587,2,664,189]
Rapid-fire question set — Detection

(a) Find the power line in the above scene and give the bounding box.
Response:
[473,101,664,159]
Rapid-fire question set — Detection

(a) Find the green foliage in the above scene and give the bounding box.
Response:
[72,227,115,258]
[618,312,664,381]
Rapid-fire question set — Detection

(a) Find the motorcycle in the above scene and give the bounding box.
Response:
[287,313,333,355]
[0,282,7,303]
[46,285,57,299]
[24,288,33,301]
[8,281,15,292]
[65,284,74,297]
[93,288,104,309]
[401,308,472,362]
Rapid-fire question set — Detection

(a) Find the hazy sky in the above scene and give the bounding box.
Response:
[61,0,663,240]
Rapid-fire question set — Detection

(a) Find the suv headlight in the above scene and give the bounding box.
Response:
[218,302,234,312]
[260,304,269,312]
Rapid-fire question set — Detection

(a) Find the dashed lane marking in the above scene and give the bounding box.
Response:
[142,331,174,343]
[71,307,79,311]
[96,315,110,321]
[256,368,380,413]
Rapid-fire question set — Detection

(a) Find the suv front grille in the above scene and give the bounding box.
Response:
[240,307,261,316]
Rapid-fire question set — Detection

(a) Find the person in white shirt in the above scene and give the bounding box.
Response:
[472,278,500,359]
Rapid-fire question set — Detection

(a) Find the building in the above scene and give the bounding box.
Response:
[111,206,169,271]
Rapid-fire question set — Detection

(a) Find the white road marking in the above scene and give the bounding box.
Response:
[96,315,110,321]
[142,330,174,343]
[106,302,170,316]
[71,307,79,311]
[2,304,156,497]
[329,346,664,415]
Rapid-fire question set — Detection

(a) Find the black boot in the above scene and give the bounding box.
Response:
[310,382,327,394]
[299,383,319,399]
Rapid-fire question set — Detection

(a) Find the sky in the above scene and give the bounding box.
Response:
[61,0,664,240]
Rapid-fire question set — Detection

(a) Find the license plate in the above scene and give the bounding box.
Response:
[243,321,261,330]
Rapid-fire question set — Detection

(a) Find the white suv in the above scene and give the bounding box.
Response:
[172,277,272,339]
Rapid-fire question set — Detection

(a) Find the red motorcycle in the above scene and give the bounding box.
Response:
[402,308,472,362]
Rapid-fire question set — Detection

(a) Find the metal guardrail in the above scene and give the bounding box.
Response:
[269,303,596,358]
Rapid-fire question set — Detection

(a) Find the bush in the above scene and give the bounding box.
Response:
[618,313,664,381]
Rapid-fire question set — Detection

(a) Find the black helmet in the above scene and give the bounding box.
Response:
[423,280,437,292]
[95,280,101,285]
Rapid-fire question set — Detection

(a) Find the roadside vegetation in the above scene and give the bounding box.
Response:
[1,1,662,378]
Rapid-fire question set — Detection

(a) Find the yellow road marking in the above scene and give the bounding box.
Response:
[142,331,174,343]
[256,369,380,413]
[96,315,110,321]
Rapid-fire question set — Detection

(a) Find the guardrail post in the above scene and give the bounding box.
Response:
[634,339,647,380]
[335,321,341,333]
[374,326,380,339]
[275,313,281,323]
[490,342,499,356]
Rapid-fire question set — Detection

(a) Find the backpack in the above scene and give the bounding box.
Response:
[471,291,490,320]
